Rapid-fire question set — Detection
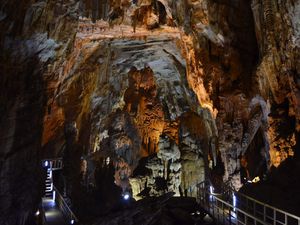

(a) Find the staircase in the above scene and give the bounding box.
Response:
[45,168,54,198]
[42,158,63,199]
[41,158,79,224]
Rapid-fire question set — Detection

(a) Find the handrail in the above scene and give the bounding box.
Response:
[222,182,300,221]
[42,158,63,170]
[42,157,63,161]
[196,181,300,225]
[198,180,300,220]
[212,193,266,225]
[53,186,79,223]
[235,189,300,221]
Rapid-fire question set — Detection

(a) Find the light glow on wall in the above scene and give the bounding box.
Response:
[52,190,56,202]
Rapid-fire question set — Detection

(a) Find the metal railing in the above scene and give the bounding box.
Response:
[51,158,63,170]
[53,186,79,224]
[236,191,300,225]
[42,158,63,170]
[196,182,300,225]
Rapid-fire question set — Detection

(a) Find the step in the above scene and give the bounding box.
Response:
[44,193,53,198]
[44,190,53,195]
[46,187,53,191]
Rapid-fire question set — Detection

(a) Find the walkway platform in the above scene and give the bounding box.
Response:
[42,198,68,225]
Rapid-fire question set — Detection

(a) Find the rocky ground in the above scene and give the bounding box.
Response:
[93,194,215,225]
[241,154,300,216]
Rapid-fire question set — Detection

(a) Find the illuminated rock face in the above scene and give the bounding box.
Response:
[251,0,300,167]
[62,35,215,198]
[0,0,299,224]
[183,0,299,189]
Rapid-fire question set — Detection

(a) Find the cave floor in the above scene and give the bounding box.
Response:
[42,198,67,225]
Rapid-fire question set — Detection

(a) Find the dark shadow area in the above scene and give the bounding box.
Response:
[155,1,167,24]
[0,44,46,225]
[244,128,267,179]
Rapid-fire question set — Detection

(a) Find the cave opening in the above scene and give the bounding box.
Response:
[270,98,296,139]
[154,1,167,25]
[81,0,110,21]
[242,128,267,183]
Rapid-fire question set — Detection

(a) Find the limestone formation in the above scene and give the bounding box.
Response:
[0,0,299,224]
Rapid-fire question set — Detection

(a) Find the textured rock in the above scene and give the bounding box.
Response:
[0,0,299,224]
[0,1,79,224]
[93,195,210,225]
[52,30,215,201]
[251,0,300,167]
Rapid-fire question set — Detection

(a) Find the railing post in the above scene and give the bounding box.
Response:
[212,196,215,218]
[273,209,276,225]
[222,201,224,224]
[284,214,287,225]
[263,205,266,223]
[229,208,231,225]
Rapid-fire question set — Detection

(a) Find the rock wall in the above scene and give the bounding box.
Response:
[252,0,300,167]
[0,1,79,224]
[51,31,217,203]
[0,37,46,225]
[0,0,299,224]
[179,0,299,189]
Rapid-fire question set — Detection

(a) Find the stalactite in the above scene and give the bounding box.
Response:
[263,0,275,33]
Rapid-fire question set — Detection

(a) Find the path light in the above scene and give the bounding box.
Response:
[43,161,49,167]
[233,193,237,211]
[52,190,56,202]
[210,186,214,194]
[123,193,130,200]
[252,176,260,183]
[209,186,214,201]
[106,157,110,165]
[70,219,75,224]
[35,210,40,216]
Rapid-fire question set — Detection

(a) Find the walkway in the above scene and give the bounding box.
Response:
[42,198,67,225]
[41,159,78,225]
